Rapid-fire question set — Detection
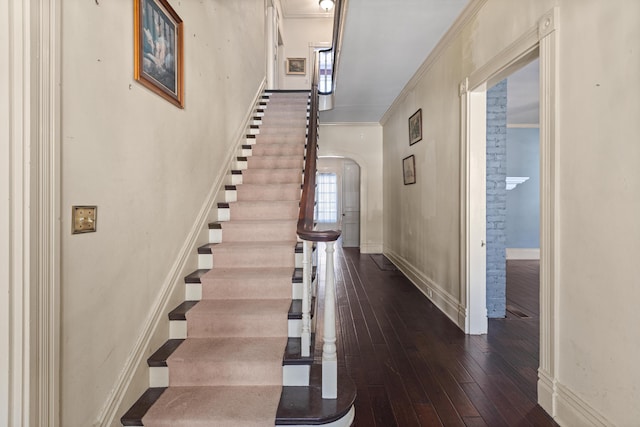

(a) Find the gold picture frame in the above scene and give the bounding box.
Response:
[134,0,184,108]
[286,57,306,75]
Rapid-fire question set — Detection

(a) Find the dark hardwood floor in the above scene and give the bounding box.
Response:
[316,246,556,427]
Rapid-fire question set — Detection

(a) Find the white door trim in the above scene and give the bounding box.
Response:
[1,0,61,425]
[459,6,559,416]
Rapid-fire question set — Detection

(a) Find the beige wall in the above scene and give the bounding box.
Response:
[319,124,383,253]
[381,0,640,425]
[280,17,332,90]
[60,1,266,425]
[556,1,640,425]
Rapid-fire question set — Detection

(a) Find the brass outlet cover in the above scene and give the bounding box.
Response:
[72,206,97,234]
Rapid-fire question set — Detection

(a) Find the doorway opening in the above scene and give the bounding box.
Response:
[460,8,559,415]
[316,157,361,248]
[485,59,540,320]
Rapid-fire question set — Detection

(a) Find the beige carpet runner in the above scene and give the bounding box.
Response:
[142,92,309,426]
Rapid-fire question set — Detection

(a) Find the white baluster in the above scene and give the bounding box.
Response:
[301,240,312,357]
[322,241,337,399]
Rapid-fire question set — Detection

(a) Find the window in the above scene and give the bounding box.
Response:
[318,49,333,94]
[315,173,338,223]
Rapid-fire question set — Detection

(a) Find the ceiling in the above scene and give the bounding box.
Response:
[279,1,537,125]
[319,0,470,123]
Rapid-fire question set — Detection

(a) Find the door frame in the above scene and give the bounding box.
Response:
[459,7,559,415]
[2,0,61,425]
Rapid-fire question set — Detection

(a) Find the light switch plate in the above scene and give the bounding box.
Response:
[72,206,97,234]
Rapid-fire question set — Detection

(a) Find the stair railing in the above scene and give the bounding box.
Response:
[297,55,341,400]
[297,0,346,400]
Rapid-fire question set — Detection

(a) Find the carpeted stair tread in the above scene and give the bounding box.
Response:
[167,336,286,386]
[250,143,304,156]
[142,385,283,427]
[210,241,296,268]
[217,220,298,242]
[240,168,302,185]
[185,299,290,338]
[229,200,300,221]
[246,156,304,170]
[235,183,301,200]
[201,267,293,300]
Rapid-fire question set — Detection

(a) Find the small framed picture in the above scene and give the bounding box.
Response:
[134,0,184,108]
[286,58,306,75]
[403,155,416,185]
[408,108,422,145]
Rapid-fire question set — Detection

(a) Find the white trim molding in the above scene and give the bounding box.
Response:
[459,5,562,422]
[1,0,61,425]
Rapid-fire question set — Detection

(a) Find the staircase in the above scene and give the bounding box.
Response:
[121,91,354,426]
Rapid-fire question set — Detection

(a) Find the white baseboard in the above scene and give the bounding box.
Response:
[384,248,463,330]
[506,248,540,260]
[538,370,614,427]
[97,79,267,427]
[555,383,613,427]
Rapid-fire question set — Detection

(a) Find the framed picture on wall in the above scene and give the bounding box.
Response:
[408,108,422,145]
[134,0,184,108]
[403,155,416,185]
[286,58,306,75]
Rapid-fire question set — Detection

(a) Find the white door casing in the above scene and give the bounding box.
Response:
[459,6,558,417]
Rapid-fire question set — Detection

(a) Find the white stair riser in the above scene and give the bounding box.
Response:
[149,366,169,388]
[225,189,237,202]
[217,207,230,222]
[170,321,187,339]
[288,319,302,338]
[209,228,222,244]
[230,174,242,185]
[185,283,202,301]
[198,253,213,270]
[235,160,247,170]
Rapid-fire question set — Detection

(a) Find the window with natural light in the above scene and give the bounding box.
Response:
[315,173,338,223]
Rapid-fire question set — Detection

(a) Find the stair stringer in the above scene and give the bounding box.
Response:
[102,79,268,427]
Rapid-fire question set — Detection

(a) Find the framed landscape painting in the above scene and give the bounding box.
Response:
[286,58,306,75]
[409,108,422,145]
[134,0,184,108]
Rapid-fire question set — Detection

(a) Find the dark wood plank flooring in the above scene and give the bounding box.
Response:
[316,246,556,427]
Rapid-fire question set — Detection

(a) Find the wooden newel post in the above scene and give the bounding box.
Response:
[322,241,337,399]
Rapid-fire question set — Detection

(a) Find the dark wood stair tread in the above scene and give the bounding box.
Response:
[148,339,184,367]
[292,266,317,283]
[120,387,166,426]
[168,301,199,320]
[276,365,356,425]
[184,269,209,283]
[283,336,314,365]
[288,298,315,320]
[197,243,214,254]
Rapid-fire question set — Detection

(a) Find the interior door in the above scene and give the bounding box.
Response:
[341,161,360,247]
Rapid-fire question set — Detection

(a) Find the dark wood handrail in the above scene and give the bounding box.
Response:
[297,58,340,242]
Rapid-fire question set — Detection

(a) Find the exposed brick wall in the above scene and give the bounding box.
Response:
[486,79,507,318]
